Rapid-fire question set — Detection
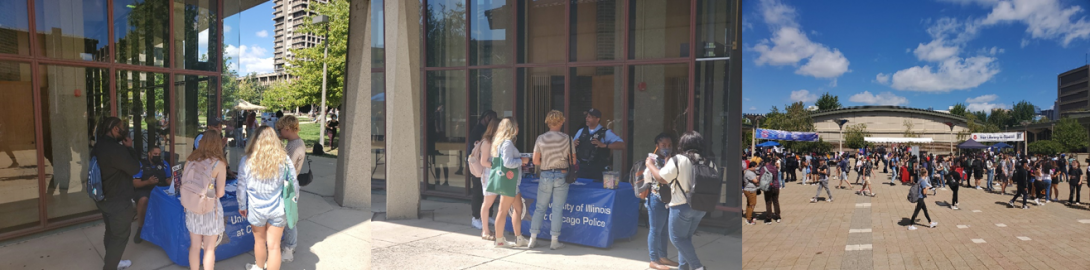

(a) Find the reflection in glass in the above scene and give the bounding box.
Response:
[471,0,513,65]
[117,70,169,158]
[570,0,623,61]
[0,62,40,233]
[628,64,689,167]
[40,65,110,223]
[426,0,467,67]
[469,69,513,156]
[175,75,215,162]
[0,1,30,55]
[519,0,565,63]
[174,0,219,71]
[34,0,110,61]
[114,0,169,66]
[695,60,727,165]
[696,0,730,58]
[425,70,467,193]
[516,67,564,151]
[569,66,624,170]
[372,0,385,69]
[630,0,691,59]
[371,72,386,182]
[223,0,241,74]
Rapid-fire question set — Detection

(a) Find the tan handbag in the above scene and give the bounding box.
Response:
[181,160,219,214]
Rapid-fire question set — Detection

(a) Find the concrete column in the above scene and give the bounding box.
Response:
[335,0,372,209]
[383,0,422,219]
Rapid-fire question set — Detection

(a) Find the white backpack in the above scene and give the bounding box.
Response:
[467,141,485,177]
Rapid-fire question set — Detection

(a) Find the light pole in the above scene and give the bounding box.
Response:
[944,122,955,155]
[314,15,330,148]
[1021,120,1031,155]
[836,119,849,154]
[746,114,764,157]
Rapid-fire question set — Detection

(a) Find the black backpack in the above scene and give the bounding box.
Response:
[671,154,723,212]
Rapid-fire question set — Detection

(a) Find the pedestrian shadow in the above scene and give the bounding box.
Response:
[993,201,1021,208]
[1062,203,1088,210]
[934,201,951,207]
[896,218,914,226]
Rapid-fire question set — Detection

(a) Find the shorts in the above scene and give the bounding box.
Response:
[133,188,153,200]
[247,211,287,228]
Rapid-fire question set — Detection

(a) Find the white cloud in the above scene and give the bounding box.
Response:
[225,45,274,75]
[848,91,909,106]
[224,25,232,33]
[978,0,1090,47]
[965,94,1009,112]
[889,56,1000,92]
[789,89,819,104]
[966,94,998,103]
[744,98,752,101]
[749,107,757,111]
[256,30,269,38]
[752,0,850,80]
[913,40,960,62]
[875,73,891,84]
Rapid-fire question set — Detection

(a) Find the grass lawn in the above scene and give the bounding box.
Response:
[298,116,339,158]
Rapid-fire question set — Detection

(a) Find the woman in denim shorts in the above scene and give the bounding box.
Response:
[237,126,299,270]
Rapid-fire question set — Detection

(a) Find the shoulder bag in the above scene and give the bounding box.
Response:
[180,160,220,214]
[297,156,313,187]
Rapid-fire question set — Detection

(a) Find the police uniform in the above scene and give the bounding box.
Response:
[133,157,172,200]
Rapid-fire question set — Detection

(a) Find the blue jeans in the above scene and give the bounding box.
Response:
[647,192,670,262]
[530,170,570,237]
[282,223,297,250]
[1044,179,1053,199]
[669,204,707,270]
[987,169,995,189]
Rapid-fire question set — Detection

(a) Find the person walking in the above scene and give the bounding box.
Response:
[857,157,875,197]
[999,154,1011,195]
[183,131,228,270]
[811,157,833,203]
[528,111,575,250]
[1009,160,1031,209]
[1068,160,1083,205]
[1050,158,1062,202]
[468,111,498,230]
[908,167,938,230]
[836,155,852,190]
[237,126,299,270]
[644,131,712,270]
[742,161,760,225]
[643,133,679,270]
[92,117,141,270]
[477,119,501,240]
[762,157,783,224]
[276,116,306,262]
[949,161,962,210]
[489,117,529,248]
[986,155,996,192]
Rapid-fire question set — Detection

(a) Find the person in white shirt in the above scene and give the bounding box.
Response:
[645,131,711,270]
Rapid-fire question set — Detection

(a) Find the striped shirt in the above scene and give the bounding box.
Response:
[533,131,573,171]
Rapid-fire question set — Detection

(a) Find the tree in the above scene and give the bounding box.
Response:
[262,82,297,111]
[949,103,968,117]
[1028,140,1064,155]
[988,108,1010,128]
[844,123,870,149]
[285,0,350,108]
[1010,100,1036,126]
[972,111,988,123]
[1052,117,1089,152]
[815,92,841,111]
[903,120,920,138]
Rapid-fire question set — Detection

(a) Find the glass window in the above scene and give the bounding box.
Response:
[470,0,513,65]
[117,70,169,157]
[371,0,385,69]
[570,0,623,62]
[425,70,467,193]
[174,0,219,71]
[627,63,689,166]
[519,0,565,63]
[695,60,727,164]
[570,66,624,171]
[696,0,730,58]
[175,75,216,162]
[0,1,30,55]
[39,65,110,223]
[371,72,385,182]
[426,0,467,67]
[516,67,565,151]
[469,69,513,149]
[34,0,110,61]
[223,0,241,73]
[0,61,40,233]
[630,0,691,59]
[114,0,170,66]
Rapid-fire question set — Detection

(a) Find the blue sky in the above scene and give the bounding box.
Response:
[743,0,1090,114]
[226,1,277,75]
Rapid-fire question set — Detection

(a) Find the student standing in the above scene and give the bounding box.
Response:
[742,162,759,225]
[238,126,299,270]
[276,116,306,262]
[467,111,498,230]
[908,167,937,230]
[763,157,783,224]
[811,157,833,203]
[93,118,141,270]
[490,118,529,248]
[477,119,501,240]
[528,111,575,250]
[183,131,228,270]
[1069,160,1083,205]
[643,133,678,270]
[644,131,712,270]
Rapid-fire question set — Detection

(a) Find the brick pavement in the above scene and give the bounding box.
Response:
[742,171,1090,270]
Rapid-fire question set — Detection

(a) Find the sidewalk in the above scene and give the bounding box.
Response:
[370,193,740,269]
[0,156,371,270]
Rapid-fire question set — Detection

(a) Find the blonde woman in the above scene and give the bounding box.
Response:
[478,119,500,240]
[185,130,228,270]
[490,117,529,248]
[528,110,574,249]
[237,126,299,270]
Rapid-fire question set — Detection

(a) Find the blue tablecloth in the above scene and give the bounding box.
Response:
[140,181,254,267]
[505,177,639,248]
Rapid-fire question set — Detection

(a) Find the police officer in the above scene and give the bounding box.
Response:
[573,108,625,182]
[132,145,172,244]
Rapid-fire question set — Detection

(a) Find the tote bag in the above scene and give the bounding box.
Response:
[281,163,299,230]
[485,157,519,197]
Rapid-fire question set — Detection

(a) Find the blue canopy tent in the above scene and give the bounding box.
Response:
[756,141,781,147]
[990,142,1012,149]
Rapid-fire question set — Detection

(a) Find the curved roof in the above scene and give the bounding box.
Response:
[810,106,969,123]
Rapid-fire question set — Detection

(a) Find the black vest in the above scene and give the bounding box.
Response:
[576,127,612,171]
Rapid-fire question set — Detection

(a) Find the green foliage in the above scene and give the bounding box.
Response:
[844,123,870,149]
[1011,100,1036,126]
[1028,140,1064,155]
[262,82,296,111]
[815,92,841,111]
[792,139,832,154]
[1052,117,1089,152]
[972,111,988,122]
[285,0,349,108]
[949,103,968,117]
[987,108,1010,128]
[903,120,920,138]
[762,102,815,132]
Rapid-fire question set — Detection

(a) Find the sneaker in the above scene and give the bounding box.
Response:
[951,206,957,210]
[810,198,817,203]
[828,198,834,203]
[550,237,565,250]
[245,263,263,270]
[745,220,756,225]
[282,247,294,263]
[493,238,512,248]
[929,222,938,228]
[1008,201,1015,207]
[871,193,877,197]
[976,186,982,190]
[527,234,539,248]
[764,220,772,224]
[117,260,132,270]
[775,219,782,223]
[515,236,529,247]
[1022,205,1029,209]
[471,217,483,230]
[908,225,918,231]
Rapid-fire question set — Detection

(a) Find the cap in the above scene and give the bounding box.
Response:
[586,108,602,118]
[208,119,223,127]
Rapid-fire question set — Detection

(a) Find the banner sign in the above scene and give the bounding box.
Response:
[970,132,1024,142]
[755,128,819,142]
[508,178,639,248]
[143,183,254,266]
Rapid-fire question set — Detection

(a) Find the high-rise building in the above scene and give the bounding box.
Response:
[1058,65,1090,117]
[273,0,327,72]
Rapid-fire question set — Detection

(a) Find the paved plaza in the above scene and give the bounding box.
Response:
[742,170,1090,270]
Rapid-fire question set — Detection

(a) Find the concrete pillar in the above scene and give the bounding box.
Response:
[383,0,422,219]
[335,0,372,209]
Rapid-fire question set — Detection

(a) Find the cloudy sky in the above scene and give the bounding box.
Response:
[743,0,1090,113]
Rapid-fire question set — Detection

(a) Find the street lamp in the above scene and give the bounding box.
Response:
[835,119,849,154]
[314,15,330,149]
[1021,120,1031,155]
[746,114,765,157]
[944,122,955,155]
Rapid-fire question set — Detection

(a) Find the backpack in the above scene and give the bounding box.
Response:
[907,180,922,203]
[86,156,105,202]
[467,141,485,177]
[671,155,723,212]
[758,166,774,191]
[180,160,220,215]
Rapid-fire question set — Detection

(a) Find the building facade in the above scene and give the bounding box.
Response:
[1058,65,1089,117]
[811,106,971,154]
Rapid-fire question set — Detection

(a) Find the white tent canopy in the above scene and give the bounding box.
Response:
[234,100,266,111]
[864,137,933,144]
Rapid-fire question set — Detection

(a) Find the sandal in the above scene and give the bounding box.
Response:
[482,233,495,241]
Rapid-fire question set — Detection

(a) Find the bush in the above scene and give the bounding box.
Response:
[1028,140,1064,155]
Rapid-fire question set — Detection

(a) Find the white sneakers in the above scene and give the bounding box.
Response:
[527,234,538,248]
[929,222,938,228]
[515,236,529,247]
[246,263,263,270]
[550,236,565,250]
[471,217,483,230]
[282,247,295,263]
[117,260,132,270]
[908,222,937,230]
[907,225,918,231]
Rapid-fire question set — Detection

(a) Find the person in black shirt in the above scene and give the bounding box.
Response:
[973,155,985,189]
[92,117,141,270]
[1068,160,1083,205]
[1009,160,1031,209]
[131,146,171,244]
